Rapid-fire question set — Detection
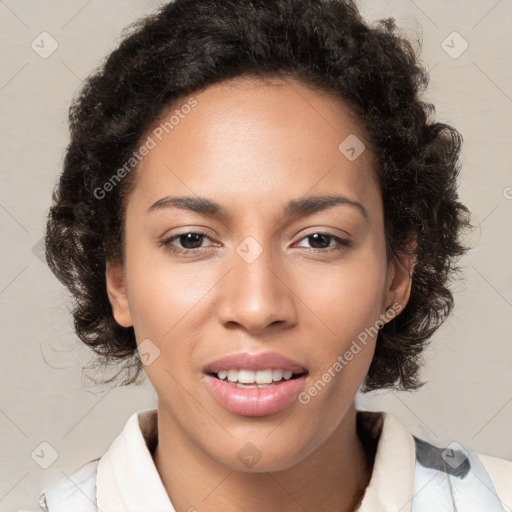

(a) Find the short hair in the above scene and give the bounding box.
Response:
[45,0,471,391]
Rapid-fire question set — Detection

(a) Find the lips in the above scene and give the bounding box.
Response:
[202,352,309,416]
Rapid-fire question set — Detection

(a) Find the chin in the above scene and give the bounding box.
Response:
[206,436,314,474]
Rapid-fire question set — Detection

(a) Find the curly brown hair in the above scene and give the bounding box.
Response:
[45,0,470,390]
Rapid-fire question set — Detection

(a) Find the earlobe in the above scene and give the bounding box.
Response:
[105,261,133,327]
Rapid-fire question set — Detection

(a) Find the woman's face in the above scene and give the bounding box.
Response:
[107,76,411,471]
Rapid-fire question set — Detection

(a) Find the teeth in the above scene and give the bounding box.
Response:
[272,369,284,381]
[255,369,273,384]
[216,368,297,384]
[238,369,255,383]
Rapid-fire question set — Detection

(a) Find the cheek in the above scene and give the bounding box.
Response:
[296,273,381,432]
[124,242,215,337]
[296,250,387,393]
[123,243,223,392]
[296,250,387,336]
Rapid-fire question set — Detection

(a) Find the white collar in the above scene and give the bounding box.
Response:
[96,408,416,512]
[357,410,415,511]
[96,408,173,512]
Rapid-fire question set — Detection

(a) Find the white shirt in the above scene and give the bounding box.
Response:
[34,408,512,512]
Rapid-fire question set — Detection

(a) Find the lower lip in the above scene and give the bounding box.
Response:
[204,374,307,417]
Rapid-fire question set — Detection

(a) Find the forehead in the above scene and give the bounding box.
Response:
[129,75,379,217]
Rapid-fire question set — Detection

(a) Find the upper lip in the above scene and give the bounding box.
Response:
[203,352,308,374]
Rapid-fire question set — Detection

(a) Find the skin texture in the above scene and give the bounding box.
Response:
[106,76,414,512]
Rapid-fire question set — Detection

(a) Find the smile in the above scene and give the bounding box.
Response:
[203,352,309,417]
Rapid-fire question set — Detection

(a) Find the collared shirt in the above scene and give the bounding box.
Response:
[35,408,512,512]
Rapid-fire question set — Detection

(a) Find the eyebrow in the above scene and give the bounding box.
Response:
[147,194,367,220]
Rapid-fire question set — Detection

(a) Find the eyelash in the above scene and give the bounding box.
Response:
[160,231,351,256]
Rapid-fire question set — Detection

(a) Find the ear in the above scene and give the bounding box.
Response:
[105,261,133,327]
[382,244,416,318]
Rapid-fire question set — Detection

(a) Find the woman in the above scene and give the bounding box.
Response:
[35,0,511,510]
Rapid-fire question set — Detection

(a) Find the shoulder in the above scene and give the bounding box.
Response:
[412,435,512,511]
[34,409,155,512]
[478,452,512,512]
[37,458,99,512]
[356,409,511,512]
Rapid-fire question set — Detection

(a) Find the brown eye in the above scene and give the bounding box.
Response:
[161,231,212,254]
[295,232,351,252]
[174,232,205,249]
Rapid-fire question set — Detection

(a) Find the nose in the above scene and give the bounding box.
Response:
[216,243,298,334]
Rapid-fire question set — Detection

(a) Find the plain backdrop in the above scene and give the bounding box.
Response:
[0,1,511,510]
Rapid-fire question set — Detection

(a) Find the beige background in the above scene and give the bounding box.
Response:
[0,1,510,510]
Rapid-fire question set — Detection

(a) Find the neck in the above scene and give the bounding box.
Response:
[153,403,373,512]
